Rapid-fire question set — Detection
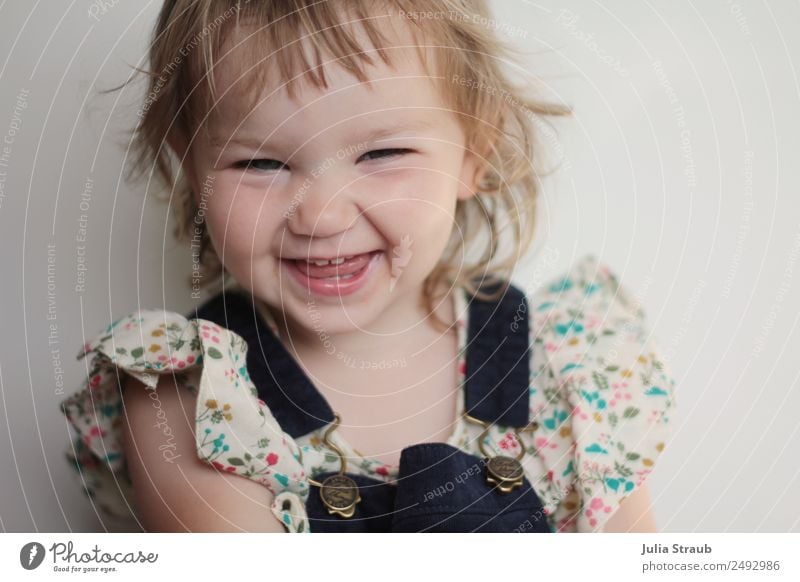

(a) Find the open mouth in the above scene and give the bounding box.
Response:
[293,250,379,280]
[281,250,383,296]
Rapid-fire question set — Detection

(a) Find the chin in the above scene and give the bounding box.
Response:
[290,300,384,337]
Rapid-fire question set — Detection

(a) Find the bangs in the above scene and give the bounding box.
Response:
[176,0,435,133]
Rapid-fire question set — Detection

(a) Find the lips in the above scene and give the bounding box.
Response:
[293,251,378,279]
[283,250,383,296]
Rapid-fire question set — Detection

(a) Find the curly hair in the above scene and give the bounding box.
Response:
[113,0,572,332]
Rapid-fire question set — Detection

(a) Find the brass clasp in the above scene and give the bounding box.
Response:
[306,413,361,518]
[463,412,536,494]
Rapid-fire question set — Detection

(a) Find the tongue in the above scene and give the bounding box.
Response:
[296,252,376,278]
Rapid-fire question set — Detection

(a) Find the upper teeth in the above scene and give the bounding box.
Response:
[308,256,354,266]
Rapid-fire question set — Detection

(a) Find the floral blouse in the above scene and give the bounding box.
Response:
[60,253,676,533]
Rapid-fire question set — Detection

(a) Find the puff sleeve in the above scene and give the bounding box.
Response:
[524,254,676,532]
[59,309,311,532]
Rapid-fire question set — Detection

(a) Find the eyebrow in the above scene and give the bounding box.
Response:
[209,117,439,150]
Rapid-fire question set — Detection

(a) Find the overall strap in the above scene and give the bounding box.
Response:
[463,280,531,427]
[187,280,532,438]
[187,290,335,439]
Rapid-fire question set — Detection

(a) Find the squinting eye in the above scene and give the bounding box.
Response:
[234,158,286,172]
[358,148,412,162]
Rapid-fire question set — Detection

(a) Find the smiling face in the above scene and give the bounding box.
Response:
[183,22,483,341]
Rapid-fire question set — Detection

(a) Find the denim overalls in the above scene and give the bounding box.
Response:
[189,281,551,533]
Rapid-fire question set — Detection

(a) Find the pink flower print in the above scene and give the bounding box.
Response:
[499,432,519,451]
[212,461,236,473]
[83,425,106,445]
[266,452,279,466]
[186,355,195,364]
[557,515,577,532]
[89,375,102,389]
[635,469,652,485]
[534,437,558,451]
[177,360,186,369]
[158,354,168,362]
[545,342,558,353]
[585,496,614,527]
[458,360,466,377]
[201,327,221,343]
[581,460,601,474]
[375,465,389,476]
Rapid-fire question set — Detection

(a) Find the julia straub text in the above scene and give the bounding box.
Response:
[641,543,712,555]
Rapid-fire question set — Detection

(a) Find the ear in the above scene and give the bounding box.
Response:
[457,149,489,202]
[457,127,500,201]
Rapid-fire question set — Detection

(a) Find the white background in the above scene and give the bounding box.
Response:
[0,0,798,532]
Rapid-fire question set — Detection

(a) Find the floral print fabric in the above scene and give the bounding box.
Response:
[60,253,675,533]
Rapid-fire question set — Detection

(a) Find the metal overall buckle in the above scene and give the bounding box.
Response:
[463,413,538,494]
[306,413,362,518]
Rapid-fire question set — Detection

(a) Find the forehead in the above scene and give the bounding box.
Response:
[206,13,448,134]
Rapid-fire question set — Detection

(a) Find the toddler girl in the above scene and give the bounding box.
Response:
[60,0,676,533]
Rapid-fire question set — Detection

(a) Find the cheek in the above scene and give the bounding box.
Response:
[202,186,278,260]
[369,172,458,269]
[369,169,458,217]
[407,173,457,231]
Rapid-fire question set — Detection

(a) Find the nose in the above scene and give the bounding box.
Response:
[286,167,362,239]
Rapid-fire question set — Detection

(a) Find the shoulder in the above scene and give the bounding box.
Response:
[526,253,663,373]
[60,303,311,532]
[74,308,203,388]
[522,253,677,532]
[528,253,645,332]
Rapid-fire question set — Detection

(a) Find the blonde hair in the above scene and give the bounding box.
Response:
[116,0,572,332]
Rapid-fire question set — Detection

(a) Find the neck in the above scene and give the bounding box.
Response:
[259,283,456,366]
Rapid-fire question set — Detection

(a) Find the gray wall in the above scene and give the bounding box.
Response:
[0,0,798,532]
